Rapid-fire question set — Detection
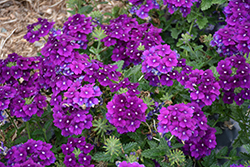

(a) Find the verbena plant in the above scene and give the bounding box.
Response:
[0,0,250,166]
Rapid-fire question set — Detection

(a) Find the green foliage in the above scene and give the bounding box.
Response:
[103,136,122,156]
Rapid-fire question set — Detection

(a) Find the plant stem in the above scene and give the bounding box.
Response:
[26,121,31,139]
[189,20,195,34]
[37,121,48,142]
[187,43,196,55]
[6,111,18,133]
[197,160,202,167]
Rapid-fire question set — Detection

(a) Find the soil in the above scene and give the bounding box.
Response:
[0,0,69,59]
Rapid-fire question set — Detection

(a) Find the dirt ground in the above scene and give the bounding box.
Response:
[0,0,127,59]
[0,0,70,59]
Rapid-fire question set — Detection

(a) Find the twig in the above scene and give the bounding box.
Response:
[49,0,63,8]
[1,19,17,25]
[0,0,9,5]
[0,28,17,51]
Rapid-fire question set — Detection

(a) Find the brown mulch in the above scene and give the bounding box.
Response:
[0,0,70,59]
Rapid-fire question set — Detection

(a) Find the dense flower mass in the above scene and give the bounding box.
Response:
[141,44,179,87]
[0,53,47,120]
[216,55,250,105]
[63,13,94,49]
[101,14,163,67]
[4,139,55,167]
[158,103,217,159]
[182,68,220,107]
[211,0,250,56]
[24,18,55,43]
[128,0,160,19]
[106,92,147,134]
[163,0,198,17]
[61,137,94,167]
[117,161,145,167]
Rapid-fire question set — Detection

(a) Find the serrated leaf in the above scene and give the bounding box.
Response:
[141,148,165,158]
[171,143,184,149]
[44,119,53,130]
[147,140,158,149]
[170,28,181,39]
[215,126,223,135]
[92,152,111,162]
[14,136,28,145]
[212,0,227,4]
[79,5,93,14]
[112,60,124,72]
[243,144,250,153]
[209,66,219,79]
[217,147,228,157]
[201,0,213,11]
[124,65,142,78]
[123,142,137,153]
[229,148,237,156]
[196,17,208,29]
[32,129,44,136]
[202,150,217,167]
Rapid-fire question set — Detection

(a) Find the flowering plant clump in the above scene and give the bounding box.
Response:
[141,44,179,86]
[128,0,160,19]
[217,55,250,106]
[23,18,55,43]
[101,14,163,67]
[61,137,94,167]
[4,139,55,166]
[211,0,250,56]
[163,0,199,17]
[106,92,147,134]
[1,0,250,166]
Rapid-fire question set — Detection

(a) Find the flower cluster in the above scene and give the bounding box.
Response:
[4,139,55,167]
[82,59,121,88]
[163,0,198,17]
[141,44,179,87]
[117,161,145,167]
[216,55,250,105]
[24,18,55,43]
[106,92,147,134]
[128,0,160,19]
[0,53,47,120]
[63,13,94,49]
[211,0,250,56]
[183,68,220,107]
[101,14,163,67]
[158,103,217,159]
[53,102,93,136]
[61,137,94,167]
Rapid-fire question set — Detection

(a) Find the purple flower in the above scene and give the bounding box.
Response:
[24,18,54,43]
[106,93,147,134]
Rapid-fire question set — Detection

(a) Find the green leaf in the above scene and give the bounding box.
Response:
[123,142,138,153]
[170,28,181,39]
[212,0,227,4]
[92,152,111,162]
[14,136,28,145]
[202,150,217,167]
[217,147,228,157]
[44,119,53,130]
[141,148,165,158]
[147,140,158,149]
[196,17,208,29]
[243,144,250,153]
[124,65,142,78]
[214,126,223,135]
[78,5,93,14]
[112,60,124,72]
[32,129,44,136]
[209,66,219,79]
[201,0,213,11]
